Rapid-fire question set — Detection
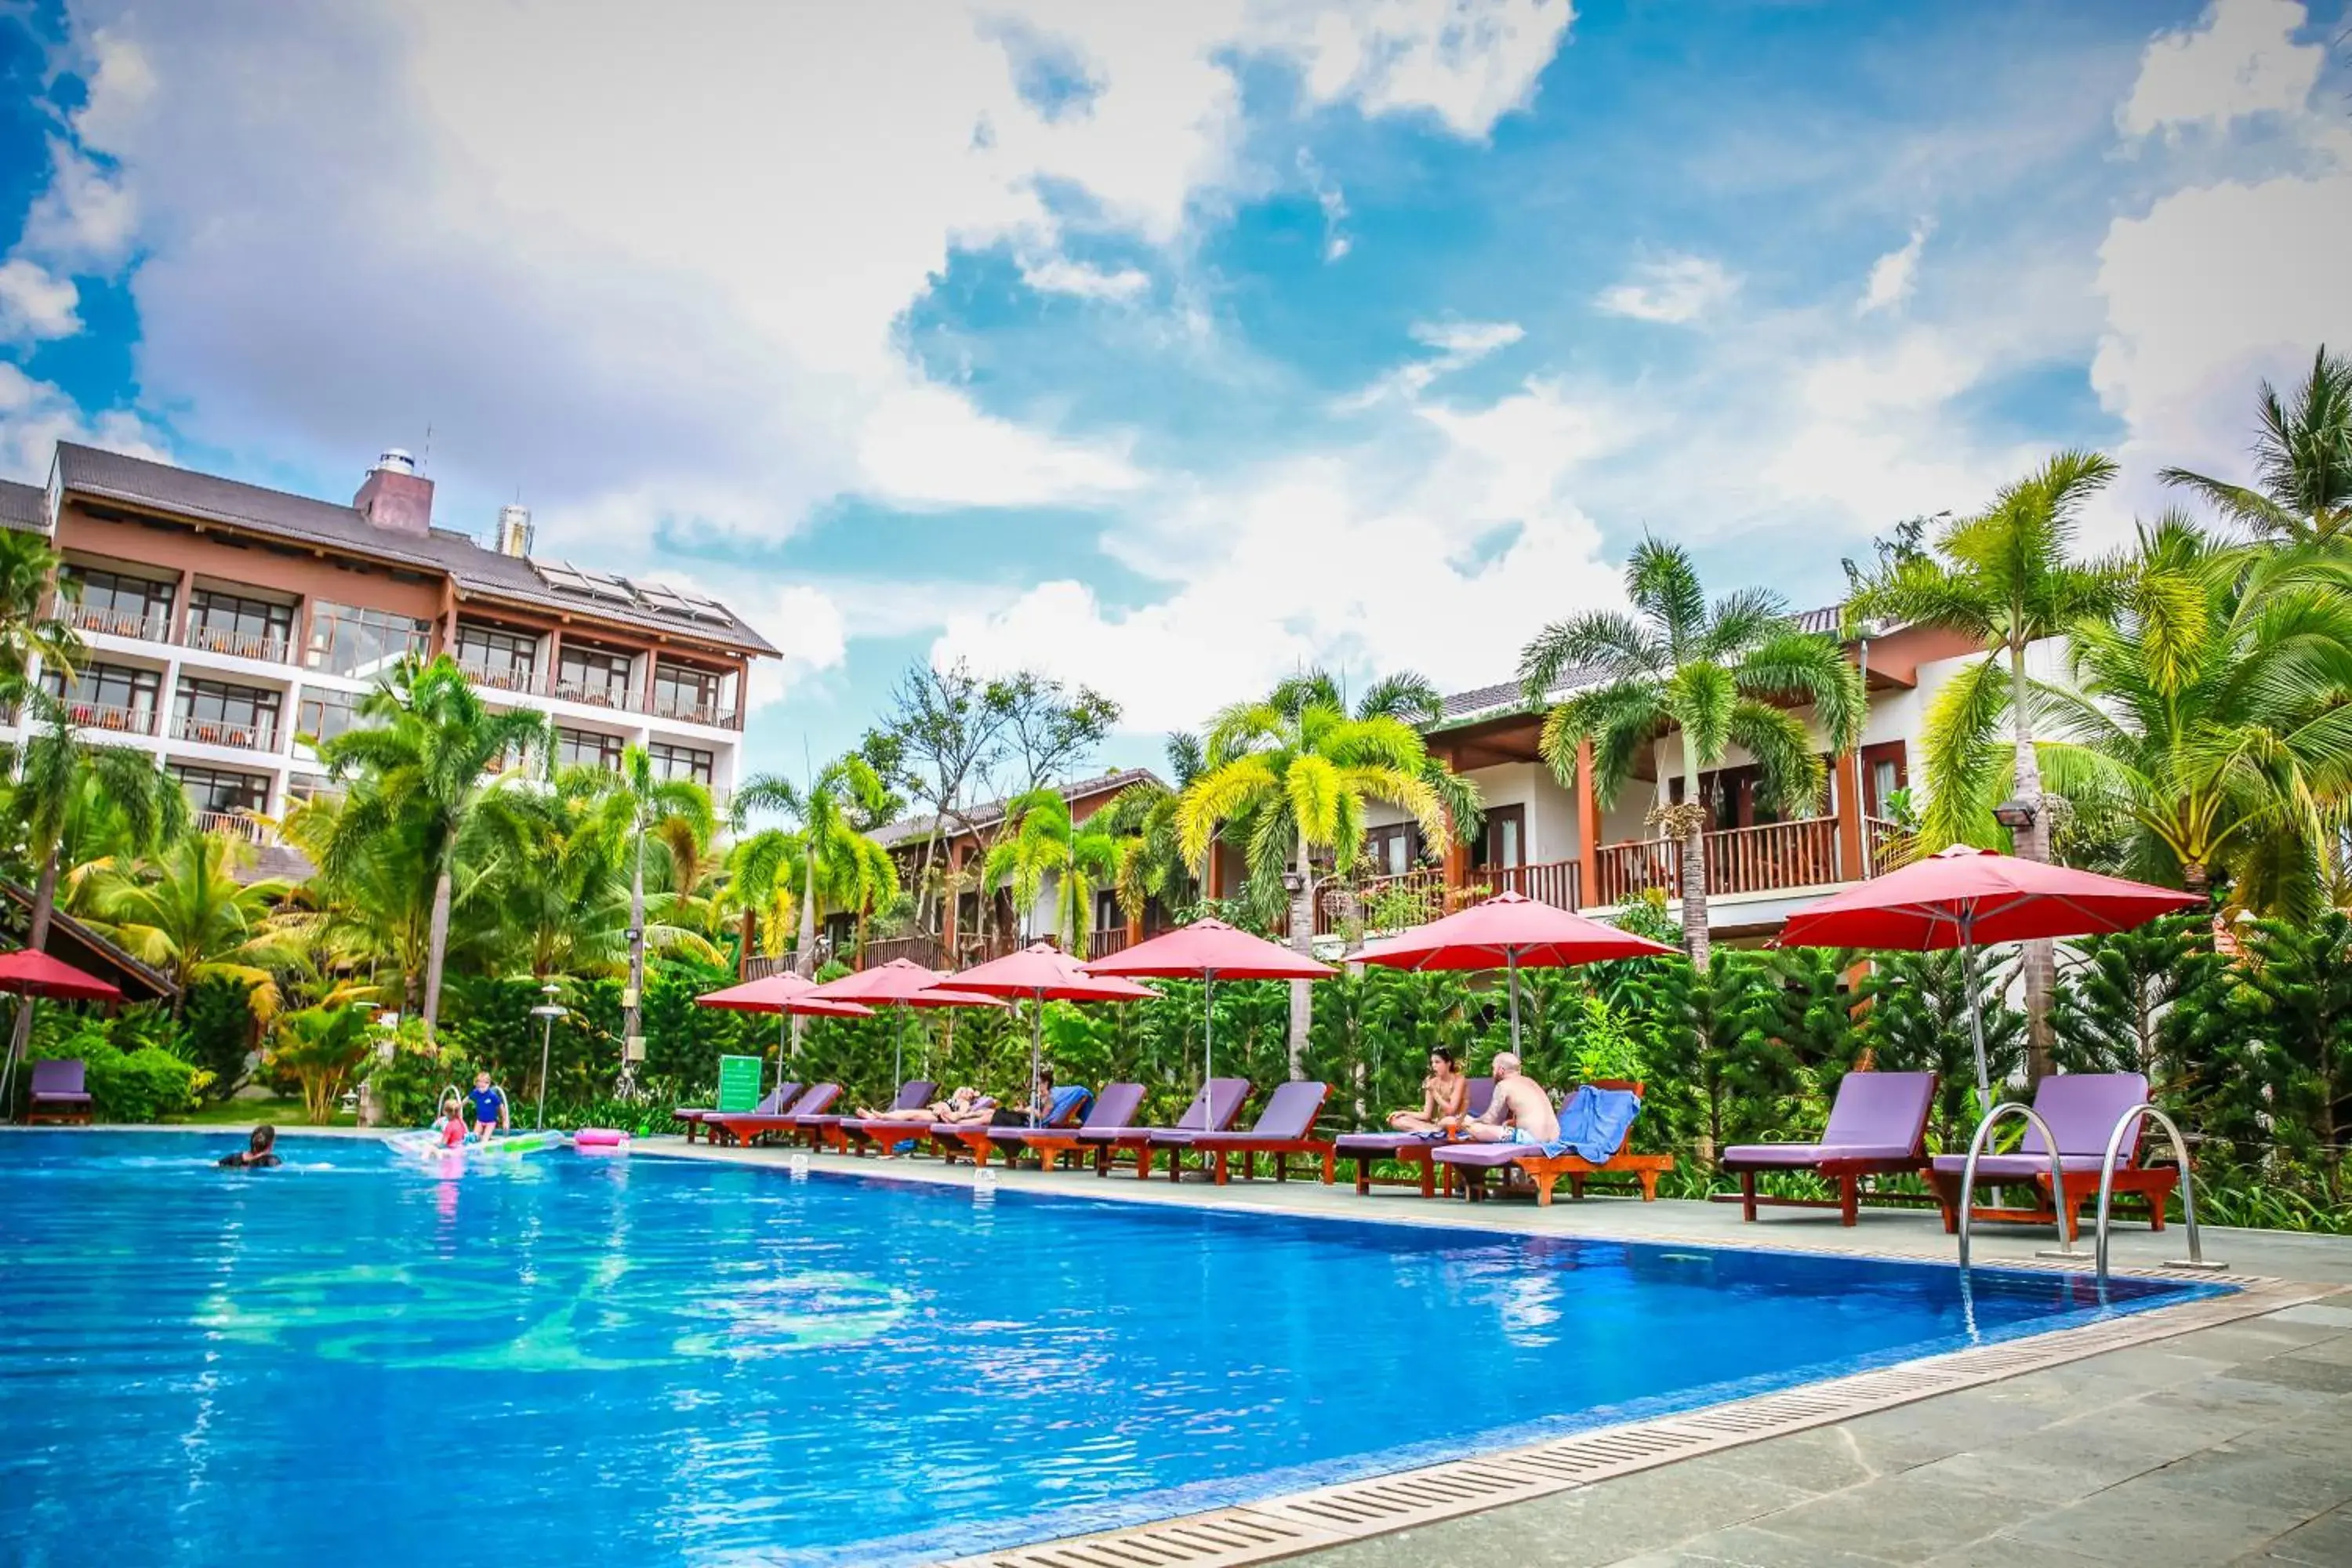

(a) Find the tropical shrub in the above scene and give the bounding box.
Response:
[267,1004,375,1123]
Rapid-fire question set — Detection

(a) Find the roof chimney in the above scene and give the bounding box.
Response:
[354,447,434,536]
[495,503,534,558]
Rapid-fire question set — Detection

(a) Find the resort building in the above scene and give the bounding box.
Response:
[0,441,776,837]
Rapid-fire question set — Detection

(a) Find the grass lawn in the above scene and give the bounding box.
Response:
[164,1097,358,1129]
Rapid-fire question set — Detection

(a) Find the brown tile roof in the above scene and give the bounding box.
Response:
[869,767,1164,848]
[0,477,48,533]
[51,443,779,657]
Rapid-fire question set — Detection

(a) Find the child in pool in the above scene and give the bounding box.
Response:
[218,1124,282,1168]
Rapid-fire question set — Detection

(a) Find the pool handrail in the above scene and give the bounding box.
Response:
[1955,1101,2076,1272]
[2092,1102,2224,1279]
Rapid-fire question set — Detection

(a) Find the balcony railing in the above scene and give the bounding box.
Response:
[1317,866,1448,936]
[181,624,291,663]
[458,659,541,695]
[548,677,632,711]
[196,810,266,844]
[650,691,742,731]
[60,700,157,737]
[53,599,170,643]
[1474,857,1582,913]
[171,714,277,751]
[1593,819,1848,905]
[1864,815,1906,874]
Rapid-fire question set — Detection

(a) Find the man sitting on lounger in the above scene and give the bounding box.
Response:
[855,1086,996,1125]
[1388,1047,1468,1132]
[1443,1052,1558,1145]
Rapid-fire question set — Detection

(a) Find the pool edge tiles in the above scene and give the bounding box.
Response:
[924,1272,2325,1568]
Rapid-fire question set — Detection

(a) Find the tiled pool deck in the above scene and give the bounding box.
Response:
[655,1137,2352,1567]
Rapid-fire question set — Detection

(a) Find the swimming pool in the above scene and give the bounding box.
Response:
[2,1131,2219,1566]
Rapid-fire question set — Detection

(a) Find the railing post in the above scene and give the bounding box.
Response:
[1833,751,1866,882]
[2092,1103,2225,1279]
[1574,739,1600,910]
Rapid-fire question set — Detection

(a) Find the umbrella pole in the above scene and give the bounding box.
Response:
[1505,948,1523,1055]
[775,1013,789,1095]
[0,997,20,1108]
[1960,912,1993,1116]
[1204,972,1216,1092]
[1030,991,1044,1127]
[893,1007,906,1089]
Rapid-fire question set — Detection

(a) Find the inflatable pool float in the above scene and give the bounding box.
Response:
[387,1128,568,1165]
[572,1127,632,1153]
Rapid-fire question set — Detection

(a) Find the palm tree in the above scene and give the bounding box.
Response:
[734,753,895,976]
[981,788,1120,955]
[0,529,82,691]
[0,692,186,1066]
[1524,539,1864,969]
[310,655,549,1034]
[2033,517,2352,914]
[1095,734,1205,937]
[82,833,294,1019]
[586,745,716,1072]
[1178,673,1451,1075]
[1847,452,2131,1073]
[2161,347,2352,545]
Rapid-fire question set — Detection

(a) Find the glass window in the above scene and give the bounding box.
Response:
[650,659,723,720]
[1363,824,1420,877]
[42,662,160,732]
[557,727,625,772]
[454,622,539,691]
[185,586,295,659]
[172,764,269,817]
[554,642,634,707]
[61,565,174,637]
[306,601,432,679]
[648,741,713,785]
[173,677,280,748]
[296,688,358,747]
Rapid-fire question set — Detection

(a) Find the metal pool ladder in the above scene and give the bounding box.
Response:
[1955,1100,2225,1281]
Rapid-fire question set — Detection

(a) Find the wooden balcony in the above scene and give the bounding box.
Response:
[1592,818,1849,905]
[1472,857,1582,911]
[60,700,157,737]
[181,623,291,663]
[196,810,265,844]
[170,713,276,752]
[649,691,742,731]
[53,599,170,644]
[1317,867,1448,936]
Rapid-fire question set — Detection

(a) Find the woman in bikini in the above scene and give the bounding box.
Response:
[1387,1048,1468,1132]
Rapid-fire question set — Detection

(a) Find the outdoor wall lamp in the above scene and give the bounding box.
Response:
[1992,797,2038,829]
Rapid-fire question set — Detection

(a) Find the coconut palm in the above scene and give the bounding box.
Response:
[1524,538,1864,969]
[310,655,549,1034]
[82,833,296,1019]
[734,753,896,975]
[583,745,716,1071]
[981,788,1121,956]
[2031,518,2352,915]
[1178,673,1452,1075]
[1846,452,2131,1074]
[2161,347,2352,545]
[0,528,82,687]
[1095,733,1205,935]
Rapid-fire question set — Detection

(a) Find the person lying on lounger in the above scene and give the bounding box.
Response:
[1443,1052,1558,1146]
[855,1086,996,1124]
[1388,1047,1468,1132]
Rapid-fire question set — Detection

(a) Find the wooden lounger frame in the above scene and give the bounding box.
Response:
[1928,1152,2179,1241]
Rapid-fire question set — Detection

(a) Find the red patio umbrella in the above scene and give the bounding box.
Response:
[1356,891,1676,1054]
[1082,919,1334,1091]
[947,943,1158,1123]
[1779,844,2201,1105]
[694,972,875,1096]
[804,957,1004,1088]
[0,949,124,1108]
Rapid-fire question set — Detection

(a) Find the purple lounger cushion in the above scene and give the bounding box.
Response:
[1190,1080,1327,1146]
[1722,1072,1936,1171]
[28,1059,92,1105]
[1928,1072,2151,1178]
[1091,1078,1250,1144]
[809,1080,937,1134]
[1431,1142,1536,1169]
[993,1083,1148,1143]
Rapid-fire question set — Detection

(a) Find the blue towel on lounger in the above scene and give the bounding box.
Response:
[1541,1087,1642,1163]
[1049,1085,1092,1124]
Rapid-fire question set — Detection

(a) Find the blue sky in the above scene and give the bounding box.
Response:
[0,0,2343,793]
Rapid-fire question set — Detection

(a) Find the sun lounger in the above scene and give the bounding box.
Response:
[702,1082,840,1147]
[989,1083,1146,1171]
[1333,1076,1496,1196]
[26,1059,93,1125]
[931,1084,1094,1166]
[676,1082,797,1143]
[1079,1077,1251,1179]
[1434,1081,1671,1203]
[1167,1080,1335,1184]
[1927,1071,2174,1240]
[1720,1070,1936,1225]
[818,1080,939,1153]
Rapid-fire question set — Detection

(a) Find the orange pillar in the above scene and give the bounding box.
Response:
[1207,832,1225,901]
[1833,750,1866,881]
[1575,739,1601,909]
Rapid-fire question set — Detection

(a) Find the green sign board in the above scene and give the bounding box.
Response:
[715,1054,766,1113]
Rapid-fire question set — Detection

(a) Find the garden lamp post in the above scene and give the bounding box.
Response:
[529,983,567,1131]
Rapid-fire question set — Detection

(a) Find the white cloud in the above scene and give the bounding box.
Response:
[2119,0,2324,140]
[1857,220,1933,316]
[0,260,82,341]
[1285,0,1577,139]
[1340,318,1525,408]
[1594,253,1738,325]
[1018,256,1152,300]
[0,363,168,481]
[855,384,1143,508]
[1298,149,1352,262]
[935,376,1627,731]
[21,140,136,271]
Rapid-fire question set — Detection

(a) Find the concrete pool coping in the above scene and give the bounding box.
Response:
[635,1136,2348,1566]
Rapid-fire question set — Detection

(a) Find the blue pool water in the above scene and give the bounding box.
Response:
[2,1131,2218,1566]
